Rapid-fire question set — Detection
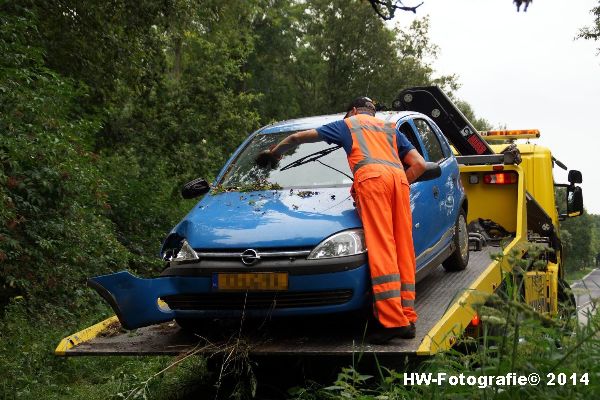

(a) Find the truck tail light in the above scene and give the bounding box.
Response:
[483,172,518,185]
[465,313,481,338]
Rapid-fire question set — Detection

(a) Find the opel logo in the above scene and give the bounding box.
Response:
[241,249,260,265]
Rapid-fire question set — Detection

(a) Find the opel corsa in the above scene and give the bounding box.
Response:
[89,111,469,330]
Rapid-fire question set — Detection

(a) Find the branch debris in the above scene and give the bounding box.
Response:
[367,0,424,20]
[514,0,533,12]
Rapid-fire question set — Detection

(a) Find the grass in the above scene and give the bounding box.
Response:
[286,297,600,400]
[0,298,215,400]
[0,295,267,400]
[5,247,600,399]
[566,266,596,283]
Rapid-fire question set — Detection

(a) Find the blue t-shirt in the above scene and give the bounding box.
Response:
[316,118,415,159]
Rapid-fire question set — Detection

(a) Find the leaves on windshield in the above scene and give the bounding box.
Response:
[220,132,351,189]
[296,190,320,198]
[211,179,283,195]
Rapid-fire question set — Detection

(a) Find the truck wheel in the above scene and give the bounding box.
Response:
[443,209,469,271]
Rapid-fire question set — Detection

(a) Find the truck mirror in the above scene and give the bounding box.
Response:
[181,178,210,199]
[568,170,582,184]
[415,162,441,183]
[567,186,583,217]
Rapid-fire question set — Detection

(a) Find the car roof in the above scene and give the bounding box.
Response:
[259,111,419,134]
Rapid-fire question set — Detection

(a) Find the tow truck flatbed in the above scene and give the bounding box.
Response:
[60,87,571,359]
[57,248,499,357]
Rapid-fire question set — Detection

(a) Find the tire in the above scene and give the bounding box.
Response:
[443,209,469,271]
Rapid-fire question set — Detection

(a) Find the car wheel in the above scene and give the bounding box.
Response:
[442,209,469,271]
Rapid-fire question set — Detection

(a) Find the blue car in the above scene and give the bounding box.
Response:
[89,111,469,330]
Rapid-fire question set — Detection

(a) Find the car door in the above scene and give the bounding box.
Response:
[396,120,434,268]
[409,118,456,264]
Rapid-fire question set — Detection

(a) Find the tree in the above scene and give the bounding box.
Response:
[555,188,595,271]
[366,0,532,20]
[367,0,423,20]
[579,1,600,53]
[244,0,308,122]
[589,214,600,266]
[454,100,493,131]
[1,0,499,394]
[0,4,129,306]
[95,0,263,253]
[295,1,457,115]
[243,0,460,122]
[560,212,594,270]
[30,0,168,114]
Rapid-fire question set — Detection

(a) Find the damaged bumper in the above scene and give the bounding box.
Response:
[88,272,181,330]
[89,266,370,330]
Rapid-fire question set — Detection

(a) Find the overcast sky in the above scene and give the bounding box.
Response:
[394,0,600,214]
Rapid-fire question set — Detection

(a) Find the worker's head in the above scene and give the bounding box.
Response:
[344,96,376,118]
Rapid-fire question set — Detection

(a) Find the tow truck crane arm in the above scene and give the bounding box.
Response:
[392,86,495,156]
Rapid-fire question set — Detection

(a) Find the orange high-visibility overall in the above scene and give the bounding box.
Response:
[345,114,417,328]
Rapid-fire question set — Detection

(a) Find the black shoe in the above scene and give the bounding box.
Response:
[368,322,416,345]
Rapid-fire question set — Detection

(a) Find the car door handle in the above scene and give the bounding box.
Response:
[433,186,440,199]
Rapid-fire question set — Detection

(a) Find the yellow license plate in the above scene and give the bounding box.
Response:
[215,272,288,291]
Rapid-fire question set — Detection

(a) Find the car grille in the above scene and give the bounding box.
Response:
[163,290,353,310]
[193,249,312,263]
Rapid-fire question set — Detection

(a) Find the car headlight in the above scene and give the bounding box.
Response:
[307,229,367,259]
[165,239,199,262]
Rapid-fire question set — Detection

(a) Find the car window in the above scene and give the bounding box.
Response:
[398,122,424,157]
[219,132,353,189]
[413,119,445,162]
[437,130,452,157]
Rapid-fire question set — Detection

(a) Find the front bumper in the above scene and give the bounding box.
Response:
[89,264,370,330]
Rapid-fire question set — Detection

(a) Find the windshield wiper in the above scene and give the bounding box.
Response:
[280,145,342,171]
[279,145,353,181]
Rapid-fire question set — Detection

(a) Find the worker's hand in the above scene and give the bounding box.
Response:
[255,147,281,169]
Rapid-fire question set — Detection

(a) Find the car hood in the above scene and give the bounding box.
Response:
[173,187,361,249]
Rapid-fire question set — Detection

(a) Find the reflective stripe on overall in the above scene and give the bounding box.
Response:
[345,114,417,327]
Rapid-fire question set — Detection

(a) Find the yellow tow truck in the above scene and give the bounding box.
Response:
[55,87,584,358]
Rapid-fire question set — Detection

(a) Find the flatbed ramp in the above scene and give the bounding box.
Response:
[57,249,498,357]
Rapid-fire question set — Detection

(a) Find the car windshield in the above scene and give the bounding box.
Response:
[219,132,352,189]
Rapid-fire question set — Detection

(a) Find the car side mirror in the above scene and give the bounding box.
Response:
[415,162,442,183]
[568,170,582,184]
[181,178,210,199]
[567,185,583,217]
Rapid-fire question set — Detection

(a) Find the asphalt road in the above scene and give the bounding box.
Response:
[571,269,600,325]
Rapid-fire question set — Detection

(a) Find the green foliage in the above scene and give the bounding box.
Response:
[30,0,167,112]
[0,4,128,305]
[555,188,597,272]
[289,249,600,400]
[590,214,600,262]
[246,0,459,121]
[0,0,494,397]
[211,180,283,195]
[298,2,458,115]
[455,99,493,131]
[290,309,600,399]
[578,2,600,54]
[561,211,594,271]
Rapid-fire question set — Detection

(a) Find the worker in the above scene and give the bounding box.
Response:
[256,97,426,344]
